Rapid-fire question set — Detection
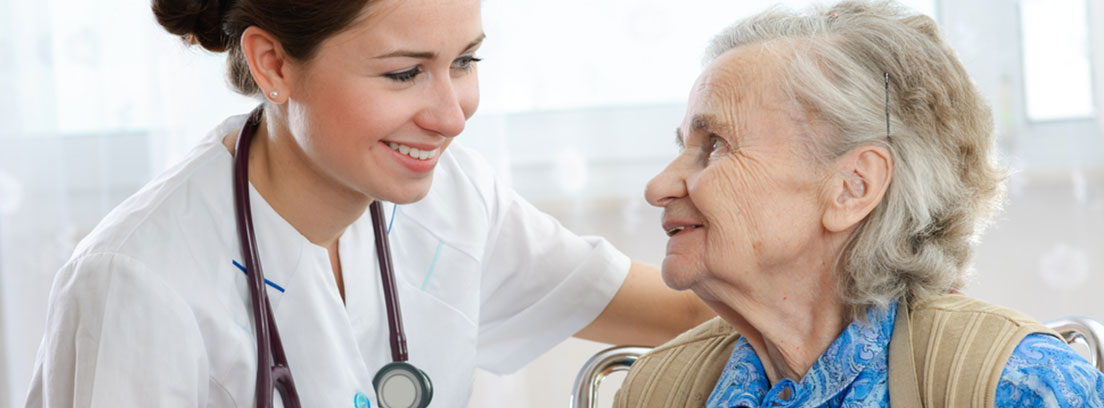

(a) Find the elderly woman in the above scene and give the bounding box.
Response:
[617,1,1104,407]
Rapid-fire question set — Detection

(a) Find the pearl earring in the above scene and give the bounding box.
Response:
[269,90,278,99]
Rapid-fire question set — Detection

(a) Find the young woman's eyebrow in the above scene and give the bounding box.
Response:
[373,33,486,60]
[461,33,486,53]
[374,50,435,59]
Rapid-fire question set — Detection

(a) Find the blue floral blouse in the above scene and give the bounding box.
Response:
[705,302,1104,407]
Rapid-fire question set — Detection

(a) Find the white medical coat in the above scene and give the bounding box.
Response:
[25,114,630,407]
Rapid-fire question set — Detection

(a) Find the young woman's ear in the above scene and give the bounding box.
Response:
[822,145,893,232]
[240,26,293,103]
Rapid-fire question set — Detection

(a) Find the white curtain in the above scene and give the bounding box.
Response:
[0,1,256,405]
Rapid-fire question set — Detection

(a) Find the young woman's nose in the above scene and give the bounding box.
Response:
[415,76,468,138]
[645,157,690,207]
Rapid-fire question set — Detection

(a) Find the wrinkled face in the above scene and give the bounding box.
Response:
[286,0,483,204]
[644,45,830,296]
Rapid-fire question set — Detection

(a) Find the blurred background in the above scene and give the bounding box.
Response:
[0,0,1101,407]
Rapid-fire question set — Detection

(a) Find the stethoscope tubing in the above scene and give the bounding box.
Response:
[234,107,302,408]
[370,201,410,362]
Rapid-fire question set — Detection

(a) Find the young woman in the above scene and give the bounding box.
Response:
[25,0,711,406]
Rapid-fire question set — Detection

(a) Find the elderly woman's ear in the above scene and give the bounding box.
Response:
[821,145,893,232]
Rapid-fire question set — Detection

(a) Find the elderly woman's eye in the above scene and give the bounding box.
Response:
[708,135,729,156]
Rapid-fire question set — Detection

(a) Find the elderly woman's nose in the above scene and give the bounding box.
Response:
[645,162,689,207]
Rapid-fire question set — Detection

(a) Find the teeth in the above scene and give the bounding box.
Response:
[386,142,439,161]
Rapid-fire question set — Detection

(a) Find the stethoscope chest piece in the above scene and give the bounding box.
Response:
[373,361,433,408]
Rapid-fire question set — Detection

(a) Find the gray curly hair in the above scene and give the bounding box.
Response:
[705,1,1003,315]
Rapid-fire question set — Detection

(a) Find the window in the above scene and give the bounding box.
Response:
[1020,0,1095,121]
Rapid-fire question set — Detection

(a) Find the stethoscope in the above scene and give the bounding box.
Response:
[232,106,433,408]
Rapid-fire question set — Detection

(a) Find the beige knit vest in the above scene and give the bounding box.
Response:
[612,294,1058,408]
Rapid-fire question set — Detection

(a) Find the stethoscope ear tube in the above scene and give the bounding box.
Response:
[234,106,301,408]
[370,201,409,363]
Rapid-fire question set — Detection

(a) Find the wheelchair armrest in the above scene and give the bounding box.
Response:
[1044,315,1104,372]
[569,345,652,408]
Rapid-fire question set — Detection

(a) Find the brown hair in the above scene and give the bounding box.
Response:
[152,0,372,96]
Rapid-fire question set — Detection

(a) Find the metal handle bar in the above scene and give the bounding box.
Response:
[1045,316,1104,371]
[569,346,651,408]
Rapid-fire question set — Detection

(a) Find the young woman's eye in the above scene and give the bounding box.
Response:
[383,66,422,83]
[452,55,483,72]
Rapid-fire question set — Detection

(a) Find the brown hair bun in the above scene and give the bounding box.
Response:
[152,0,231,52]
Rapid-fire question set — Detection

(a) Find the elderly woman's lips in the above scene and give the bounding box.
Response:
[665,225,703,237]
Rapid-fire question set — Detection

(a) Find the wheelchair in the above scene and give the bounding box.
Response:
[570,316,1104,408]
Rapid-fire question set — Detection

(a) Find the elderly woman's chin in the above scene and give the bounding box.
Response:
[659,255,708,292]
[658,225,712,291]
